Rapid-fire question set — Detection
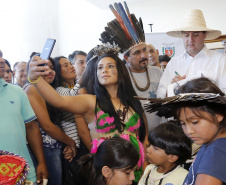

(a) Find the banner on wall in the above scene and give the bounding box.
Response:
[145,32,184,58]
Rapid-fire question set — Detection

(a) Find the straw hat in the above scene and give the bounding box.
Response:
[166,9,221,40]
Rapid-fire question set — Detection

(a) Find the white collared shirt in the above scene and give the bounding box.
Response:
[157,46,226,98]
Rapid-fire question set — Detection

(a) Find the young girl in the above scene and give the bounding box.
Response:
[78,136,139,185]
[139,122,191,185]
[144,77,226,185]
[27,45,148,182]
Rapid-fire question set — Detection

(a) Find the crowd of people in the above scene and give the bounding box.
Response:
[0,2,226,185]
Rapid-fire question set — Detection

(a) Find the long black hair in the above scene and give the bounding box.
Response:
[53,56,74,87]
[79,48,98,95]
[94,52,146,142]
[78,137,139,185]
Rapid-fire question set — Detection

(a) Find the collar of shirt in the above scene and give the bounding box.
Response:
[183,45,207,59]
[0,78,8,92]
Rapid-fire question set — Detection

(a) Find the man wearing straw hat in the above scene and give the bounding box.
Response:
[0,56,48,184]
[157,9,226,98]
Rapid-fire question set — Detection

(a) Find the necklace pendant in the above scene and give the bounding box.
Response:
[117,109,123,117]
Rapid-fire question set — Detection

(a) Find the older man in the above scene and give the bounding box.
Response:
[13,61,28,87]
[157,9,226,98]
[100,3,163,132]
[0,57,48,184]
[146,43,161,68]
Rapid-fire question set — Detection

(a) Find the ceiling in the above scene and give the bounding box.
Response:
[86,0,141,9]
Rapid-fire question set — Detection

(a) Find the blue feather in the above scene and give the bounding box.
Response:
[124,1,131,17]
[114,3,137,42]
[114,3,139,43]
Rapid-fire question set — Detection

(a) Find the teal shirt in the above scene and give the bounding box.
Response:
[0,78,37,182]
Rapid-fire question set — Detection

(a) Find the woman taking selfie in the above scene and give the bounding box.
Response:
[28,45,148,183]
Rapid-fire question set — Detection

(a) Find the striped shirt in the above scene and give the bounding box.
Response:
[56,84,80,147]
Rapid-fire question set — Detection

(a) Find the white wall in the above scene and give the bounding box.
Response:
[0,0,225,66]
[0,0,59,65]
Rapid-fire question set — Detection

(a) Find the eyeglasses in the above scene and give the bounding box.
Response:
[5,69,12,74]
[16,70,26,73]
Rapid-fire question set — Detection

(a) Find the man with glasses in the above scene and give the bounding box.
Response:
[13,61,27,87]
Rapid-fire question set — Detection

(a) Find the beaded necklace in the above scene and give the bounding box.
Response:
[128,67,150,91]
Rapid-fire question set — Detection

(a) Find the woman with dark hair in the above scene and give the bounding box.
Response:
[76,47,105,151]
[24,55,76,185]
[79,47,98,95]
[78,136,139,185]
[53,56,90,185]
[3,59,13,83]
[28,45,148,183]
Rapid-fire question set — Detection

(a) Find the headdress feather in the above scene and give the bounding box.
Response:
[100,1,145,54]
[109,5,131,39]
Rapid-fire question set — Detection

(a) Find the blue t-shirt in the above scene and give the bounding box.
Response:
[0,79,37,183]
[183,138,226,185]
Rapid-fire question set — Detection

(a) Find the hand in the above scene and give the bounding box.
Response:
[28,56,49,81]
[36,162,48,184]
[63,145,77,162]
[171,75,186,83]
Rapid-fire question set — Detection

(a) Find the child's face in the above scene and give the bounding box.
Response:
[146,145,169,165]
[106,168,135,185]
[179,107,223,145]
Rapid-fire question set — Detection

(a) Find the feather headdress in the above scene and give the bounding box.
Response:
[135,93,226,118]
[100,1,145,54]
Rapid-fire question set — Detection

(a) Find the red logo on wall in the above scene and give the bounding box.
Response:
[162,46,175,57]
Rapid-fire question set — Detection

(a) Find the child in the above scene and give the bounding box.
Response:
[78,136,140,185]
[144,77,226,185]
[139,122,191,185]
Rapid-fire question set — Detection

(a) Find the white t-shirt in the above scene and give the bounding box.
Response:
[138,164,188,185]
[157,46,226,98]
[126,65,163,131]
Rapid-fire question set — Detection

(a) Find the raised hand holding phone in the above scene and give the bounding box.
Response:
[28,38,56,83]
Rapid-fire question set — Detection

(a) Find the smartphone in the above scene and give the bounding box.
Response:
[38,38,56,66]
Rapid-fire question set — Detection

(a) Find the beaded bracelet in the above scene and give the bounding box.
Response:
[27,76,41,84]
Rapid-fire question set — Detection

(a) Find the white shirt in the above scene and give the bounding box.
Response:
[157,46,226,98]
[138,164,188,185]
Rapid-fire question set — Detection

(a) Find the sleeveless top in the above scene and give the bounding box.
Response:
[91,106,144,182]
